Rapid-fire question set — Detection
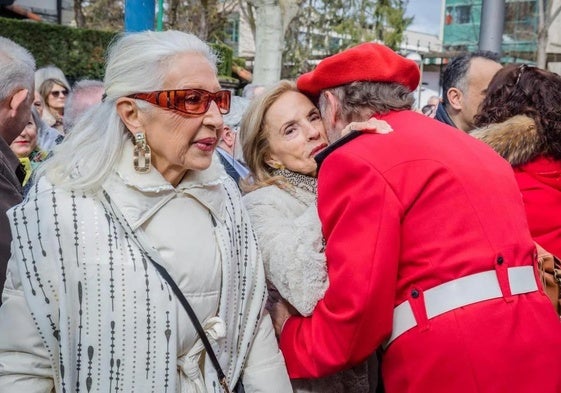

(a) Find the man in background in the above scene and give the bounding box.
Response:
[216,96,250,187]
[63,79,104,131]
[0,36,35,302]
[434,51,501,132]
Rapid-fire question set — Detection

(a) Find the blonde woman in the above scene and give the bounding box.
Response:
[39,77,70,132]
[240,80,390,393]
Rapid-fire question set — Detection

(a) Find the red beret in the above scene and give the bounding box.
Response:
[297,42,420,97]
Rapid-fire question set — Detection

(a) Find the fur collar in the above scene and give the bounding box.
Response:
[470,115,544,167]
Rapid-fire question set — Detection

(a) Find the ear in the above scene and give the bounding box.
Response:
[447,87,463,111]
[221,126,235,146]
[116,97,142,136]
[323,91,339,126]
[264,151,282,169]
[9,89,29,115]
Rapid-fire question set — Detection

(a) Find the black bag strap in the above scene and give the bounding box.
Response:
[149,257,231,393]
[100,190,231,393]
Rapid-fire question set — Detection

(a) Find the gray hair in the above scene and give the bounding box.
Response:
[242,83,265,100]
[34,65,70,93]
[318,81,414,123]
[37,30,218,192]
[63,79,105,131]
[0,36,35,102]
[29,105,55,151]
[222,96,250,131]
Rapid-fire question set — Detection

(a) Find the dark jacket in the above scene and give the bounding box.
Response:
[218,153,241,185]
[0,137,24,302]
[434,103,457,129]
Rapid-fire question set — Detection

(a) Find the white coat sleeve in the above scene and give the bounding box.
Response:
[0,248,54,392]
[240,311,291,392]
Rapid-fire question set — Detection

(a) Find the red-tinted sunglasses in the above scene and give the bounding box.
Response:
[128,88,231,115]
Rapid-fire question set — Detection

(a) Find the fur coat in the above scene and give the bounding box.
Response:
[471,115,561,256]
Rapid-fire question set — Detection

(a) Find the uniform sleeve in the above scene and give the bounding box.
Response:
[241,311,291,392]
[279,151,403,378]
[244,191,327,316]
[0,245,54,392]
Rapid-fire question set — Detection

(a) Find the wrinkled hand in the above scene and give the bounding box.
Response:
[270,298,297,338]
[341,117,393,137]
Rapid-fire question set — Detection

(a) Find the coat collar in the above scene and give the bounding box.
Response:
[470,115,543,167]
[434,103,457,129]
[104,141,227,230]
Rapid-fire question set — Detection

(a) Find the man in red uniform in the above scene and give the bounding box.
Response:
[273,43,561,393]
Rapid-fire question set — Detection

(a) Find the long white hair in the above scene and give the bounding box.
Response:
[37,30,217,192]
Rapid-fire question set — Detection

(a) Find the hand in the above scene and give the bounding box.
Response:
[270,299,296,338]
[341,117,393,137]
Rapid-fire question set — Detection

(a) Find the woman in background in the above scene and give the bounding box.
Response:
[472,64,561,314]
[39,77,70,133]
[9,107,48,193]
[472,64,561,258]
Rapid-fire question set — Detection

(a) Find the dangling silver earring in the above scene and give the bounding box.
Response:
[133,132,151,173]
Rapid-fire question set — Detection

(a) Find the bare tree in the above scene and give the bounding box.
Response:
[281,0,412,79]
[537,0,561,68]
[165,0,236,41]
[76,0,234,41]
[81,0,124,31]
[74,0,86,28]
[240,0,301,84]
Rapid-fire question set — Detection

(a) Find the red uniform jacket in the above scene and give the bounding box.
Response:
[279,110,561,393]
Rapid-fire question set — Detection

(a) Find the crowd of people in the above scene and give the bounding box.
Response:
[0,29,560,393]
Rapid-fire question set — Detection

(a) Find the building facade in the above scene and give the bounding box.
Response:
[443,0,561,72]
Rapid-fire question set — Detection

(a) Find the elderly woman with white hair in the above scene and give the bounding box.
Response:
[0,30,290,393]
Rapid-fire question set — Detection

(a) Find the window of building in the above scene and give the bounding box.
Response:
[504,0,537,42]
[225,13,240,56]
[456,5,472,24]
[445,5,472,25]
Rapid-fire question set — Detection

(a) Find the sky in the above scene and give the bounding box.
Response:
[405,0,444,36]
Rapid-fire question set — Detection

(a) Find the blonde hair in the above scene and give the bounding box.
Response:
[39,78,69,115]
[239,80,298,192]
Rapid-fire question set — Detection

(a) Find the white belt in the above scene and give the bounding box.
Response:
[386,266,538,346]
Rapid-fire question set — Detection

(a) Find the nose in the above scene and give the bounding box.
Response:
[203,100,224,131]
[305,122,321,140]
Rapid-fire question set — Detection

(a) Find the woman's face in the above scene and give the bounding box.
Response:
[33,91,44,116]
[47,83,68,112]
[264,90,328,177]
[139,52,224,185]
[10,114,38,158]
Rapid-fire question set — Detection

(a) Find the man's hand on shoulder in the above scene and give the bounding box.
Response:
[341,117,393,137]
